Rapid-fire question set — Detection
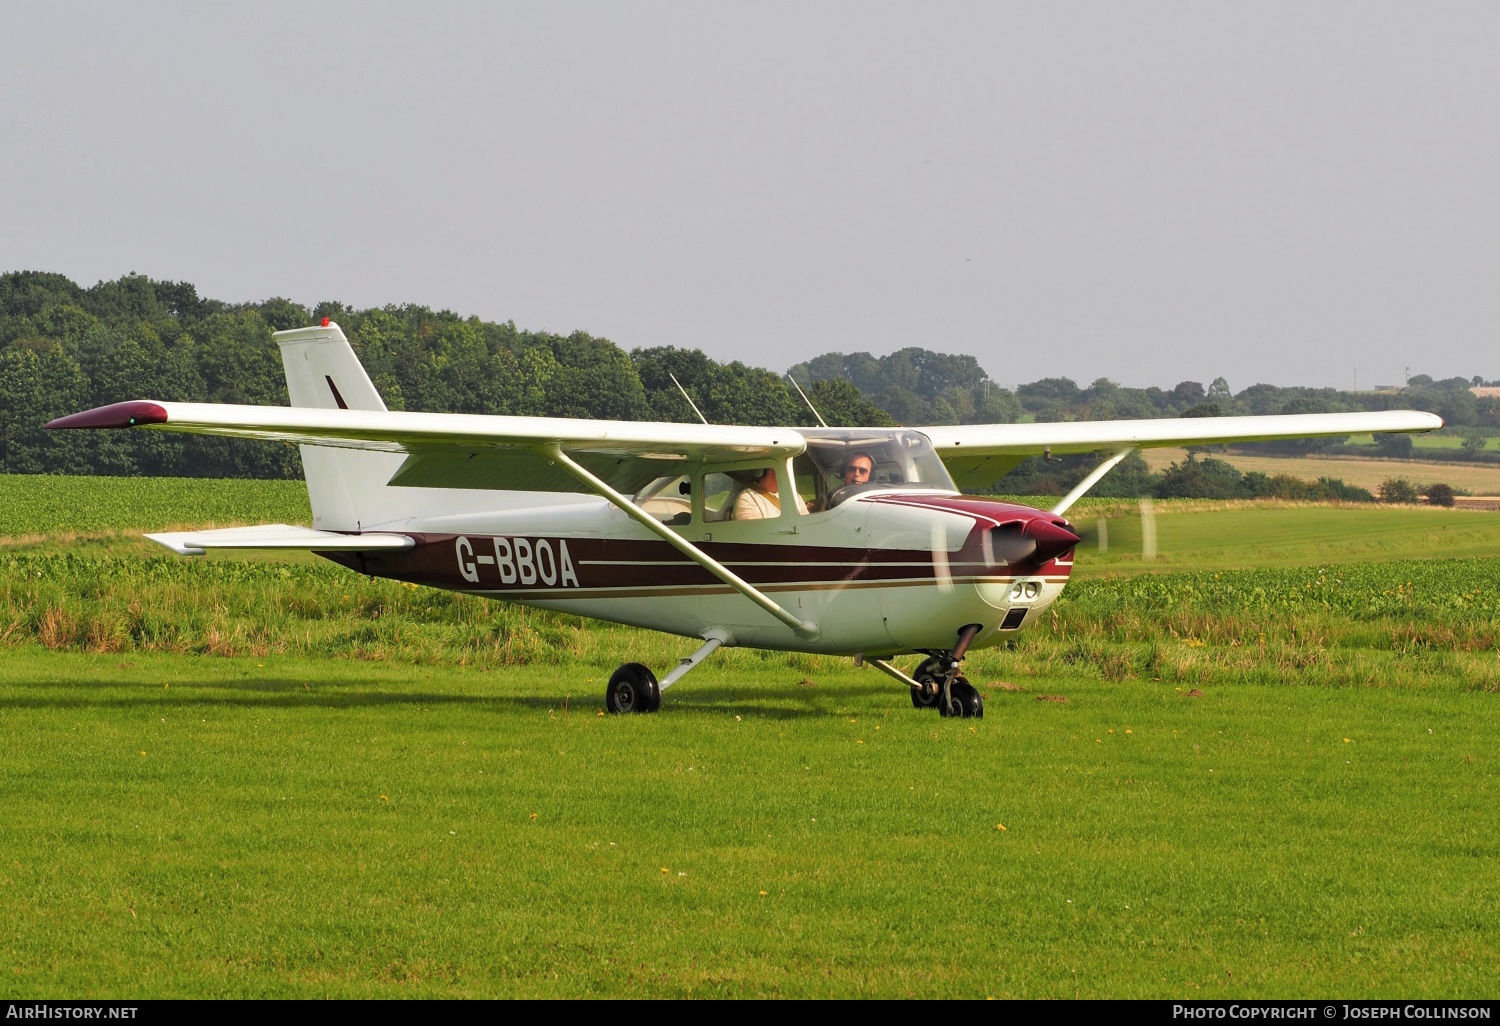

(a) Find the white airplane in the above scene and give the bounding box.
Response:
[49,322,1440,717]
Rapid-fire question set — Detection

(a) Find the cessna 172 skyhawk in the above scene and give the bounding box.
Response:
[49,322,1441,718]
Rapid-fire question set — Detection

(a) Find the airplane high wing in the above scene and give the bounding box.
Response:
[48,398,803,496]
[923,410,1443,492]
[50,400,1440,496]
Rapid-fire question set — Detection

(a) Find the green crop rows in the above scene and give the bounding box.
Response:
[0,473,310,537]
[3,552,1498,694]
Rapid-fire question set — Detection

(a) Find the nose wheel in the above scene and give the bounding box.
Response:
[903,632,985,718]
[939,679,983,718]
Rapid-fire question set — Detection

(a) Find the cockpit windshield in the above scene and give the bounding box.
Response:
[794,428,957,510]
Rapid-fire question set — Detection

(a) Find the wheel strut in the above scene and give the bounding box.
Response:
[939,623,984,716]
[605,628,732,714]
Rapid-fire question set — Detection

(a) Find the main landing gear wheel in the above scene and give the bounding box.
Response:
[910,678,941,709]
[910,656,945,710]
[939,678,984,719]
[606,663,660,714]
[911,665,943,709]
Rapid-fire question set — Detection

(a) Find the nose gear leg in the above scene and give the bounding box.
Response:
[937,623,983,716]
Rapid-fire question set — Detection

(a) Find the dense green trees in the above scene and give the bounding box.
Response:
[1,270,1492,495]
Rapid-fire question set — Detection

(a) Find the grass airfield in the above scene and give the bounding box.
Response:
[0,476,1497,997]
[6,654,1494,998]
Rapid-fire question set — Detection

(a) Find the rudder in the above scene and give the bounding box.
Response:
[275,322,403,531]
[276,323,386,413]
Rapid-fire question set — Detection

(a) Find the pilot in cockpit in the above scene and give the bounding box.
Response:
[839,452,874,488]
[801,452,876,513]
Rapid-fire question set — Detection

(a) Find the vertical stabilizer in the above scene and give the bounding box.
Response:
[275,323,404,531]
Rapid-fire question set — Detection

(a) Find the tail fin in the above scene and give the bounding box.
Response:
[276,323,386,413]
[275,323,403,531]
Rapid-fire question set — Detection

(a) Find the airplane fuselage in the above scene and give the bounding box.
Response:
[323,490,1074,657]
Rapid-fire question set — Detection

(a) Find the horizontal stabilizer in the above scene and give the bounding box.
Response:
[144,524,415,557]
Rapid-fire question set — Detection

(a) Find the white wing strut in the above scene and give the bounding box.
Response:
[1050,447,1134,517]
[538,443,820,640]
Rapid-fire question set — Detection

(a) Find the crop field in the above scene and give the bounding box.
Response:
[1065,500,1500,573]
[0,475,1497,997]
[0,474,311,540]
[1140,447,1500,495]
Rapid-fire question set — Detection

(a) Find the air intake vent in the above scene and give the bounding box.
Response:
[1000,607,1027,630]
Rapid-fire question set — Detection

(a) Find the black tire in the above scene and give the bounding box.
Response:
[914,656,944,679]
[606,663,660,714]
[939,677,983,719]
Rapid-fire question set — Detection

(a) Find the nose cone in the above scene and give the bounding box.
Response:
[1025,518,1081,564]
[987,516,1081,565]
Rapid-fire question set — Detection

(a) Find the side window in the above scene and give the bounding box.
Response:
[793,454,822,514]
[633,475,691,524]
[701,472,736,522]
[701,467,785,522]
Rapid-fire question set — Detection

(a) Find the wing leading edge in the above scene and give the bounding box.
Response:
[47,400,808,494]
[48,400,1443,495]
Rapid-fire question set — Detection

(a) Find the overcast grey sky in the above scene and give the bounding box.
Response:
[2,2,1496,389]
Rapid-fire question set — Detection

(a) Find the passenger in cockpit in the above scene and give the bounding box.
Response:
[732,467,782,520]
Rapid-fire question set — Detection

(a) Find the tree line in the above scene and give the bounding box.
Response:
[2,271,1491,492]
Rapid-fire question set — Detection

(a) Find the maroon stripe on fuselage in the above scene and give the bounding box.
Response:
[321,524,1074,595]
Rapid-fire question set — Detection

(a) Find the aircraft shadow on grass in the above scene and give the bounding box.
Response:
[2,676,901,720]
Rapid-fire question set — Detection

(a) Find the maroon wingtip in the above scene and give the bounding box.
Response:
[46,401,169,430]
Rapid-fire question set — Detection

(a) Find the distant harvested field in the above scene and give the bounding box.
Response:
[1141,447,1500,494]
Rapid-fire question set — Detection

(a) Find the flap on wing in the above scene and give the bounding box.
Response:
[145,524,414,557]
[387,448,681,494]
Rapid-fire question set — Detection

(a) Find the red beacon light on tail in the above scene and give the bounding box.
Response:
[321,317,330,327]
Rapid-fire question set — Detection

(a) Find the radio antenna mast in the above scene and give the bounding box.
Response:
[786,374,829,428]
[669,373,709,425]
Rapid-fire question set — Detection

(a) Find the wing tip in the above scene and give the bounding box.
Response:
[47,401,168,430]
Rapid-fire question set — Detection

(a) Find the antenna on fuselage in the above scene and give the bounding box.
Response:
[669,373,709,425]
[786,374,829,428]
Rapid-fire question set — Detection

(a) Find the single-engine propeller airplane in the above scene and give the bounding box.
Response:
[49,322,1441,717]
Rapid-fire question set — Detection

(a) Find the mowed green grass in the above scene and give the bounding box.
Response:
[2,652,1495,998]
[1,475,1498,997]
